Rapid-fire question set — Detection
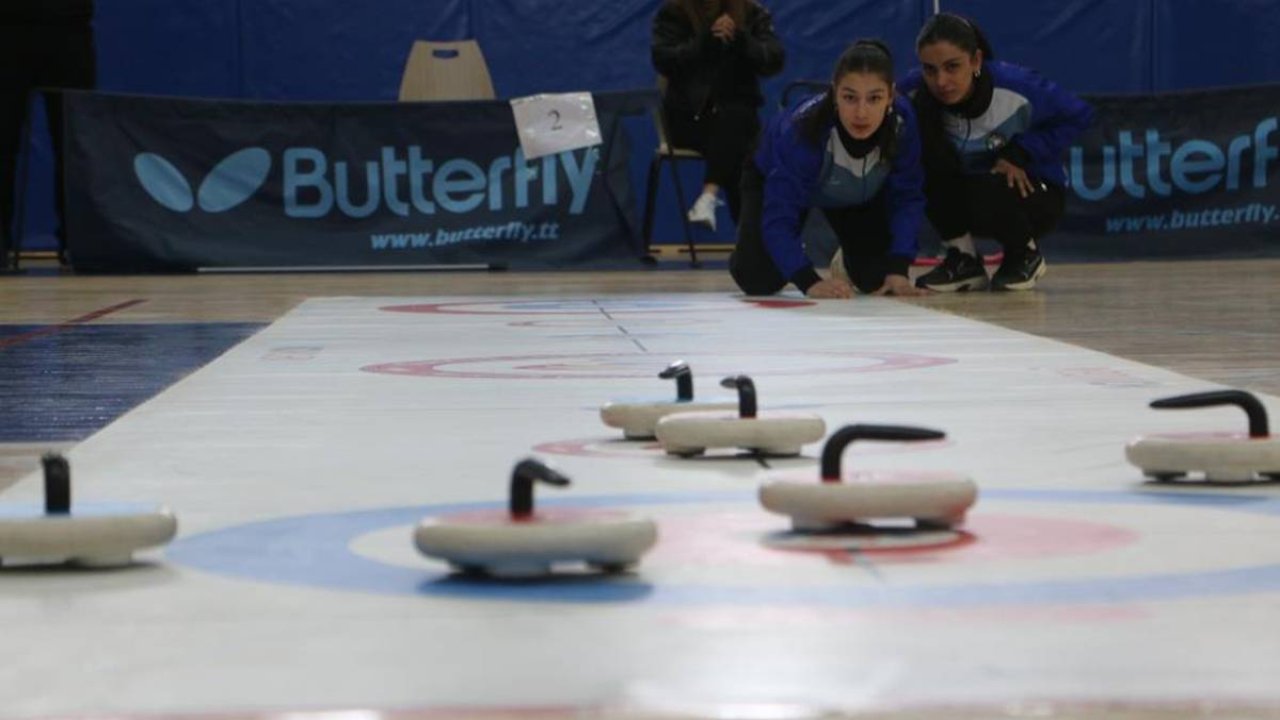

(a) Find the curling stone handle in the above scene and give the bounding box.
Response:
[820,424,946,482]
[1150,390,1269,438]
[509,458,570,518]
[719,375,757,419]
[41,452,71,515]
[658,360,693,402]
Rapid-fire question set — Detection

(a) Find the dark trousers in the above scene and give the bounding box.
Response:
[730,164,896,295]
[924,169,1065,258]
[663,101,758,223]
[0,21,96,264]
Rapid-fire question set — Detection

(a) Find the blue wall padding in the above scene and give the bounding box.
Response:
[238,0,471,100]
[1152,0,1280,91]
[17,0,1280,251]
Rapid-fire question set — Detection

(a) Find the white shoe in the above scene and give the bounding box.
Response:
[687,193,719,231]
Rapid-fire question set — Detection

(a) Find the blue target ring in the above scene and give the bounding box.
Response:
[166,489,1280,606]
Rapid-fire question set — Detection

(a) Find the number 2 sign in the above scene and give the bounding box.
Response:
[509,92,602,160]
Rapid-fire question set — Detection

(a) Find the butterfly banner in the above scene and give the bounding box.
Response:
[61,90,652,271]
[1058,85,1280,260]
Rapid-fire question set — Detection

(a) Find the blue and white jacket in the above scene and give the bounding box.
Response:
[753,93,925,288]
[900,60,1093,186]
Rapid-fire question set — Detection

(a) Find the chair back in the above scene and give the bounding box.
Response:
[399,40,496,101]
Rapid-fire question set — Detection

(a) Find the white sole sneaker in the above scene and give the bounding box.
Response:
[686,194,718,231]
[993,257,1047,291]
[919,274,990,292]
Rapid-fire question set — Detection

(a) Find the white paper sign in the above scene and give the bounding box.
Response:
[509,91,602,160]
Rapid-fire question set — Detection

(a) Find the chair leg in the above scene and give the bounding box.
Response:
[641,156,660,258]
[665,158,699,267]
[8,92,38,272]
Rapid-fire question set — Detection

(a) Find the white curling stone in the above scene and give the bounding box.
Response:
[1126,432,1280,482]
[655,410,826,455]
[759,469,977,531]
[600,399,738,439]
[414,508,658,577]
[0,504,178,567]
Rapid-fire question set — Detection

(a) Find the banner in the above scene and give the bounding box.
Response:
[63,91,653,271]
[1061,84,1280,259]
[61,85,1280,269]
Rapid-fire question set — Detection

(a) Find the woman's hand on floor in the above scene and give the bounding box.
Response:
[806,278,854,299]
[872,274,926,296]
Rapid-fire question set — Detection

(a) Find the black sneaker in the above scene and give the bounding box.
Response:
[991,249,1047,291]
[915,248,989,292]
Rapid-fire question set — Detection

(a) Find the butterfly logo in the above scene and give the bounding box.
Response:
[133,148,272,213]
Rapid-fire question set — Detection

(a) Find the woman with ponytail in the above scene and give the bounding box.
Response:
[903,13,1093,292]
[651,0,785,231]
[730,40,926,298]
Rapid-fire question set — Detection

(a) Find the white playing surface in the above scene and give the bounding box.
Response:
[2,293,1279,718]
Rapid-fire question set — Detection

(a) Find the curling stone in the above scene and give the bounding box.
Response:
[654,375,825,457]
[0,454,177,568]
[1126,390,1280,483]
[759,424,977,532]
[413,459,658,578]
[600,360,737,439]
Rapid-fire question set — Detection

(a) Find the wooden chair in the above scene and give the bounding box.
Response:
[399,40,496,101]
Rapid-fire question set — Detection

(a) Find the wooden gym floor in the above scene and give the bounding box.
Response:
[2,258,1277,491]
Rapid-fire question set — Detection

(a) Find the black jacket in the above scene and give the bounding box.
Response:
[0,0,93,24]
[651,0,784,116]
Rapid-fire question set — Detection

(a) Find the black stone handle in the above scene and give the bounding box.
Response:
[719,375,757,419]
[658,360,693,401]
[820,424,946,482]
[41,452,71,515]
[509,458,570,518]
[1150,390,1269,438]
